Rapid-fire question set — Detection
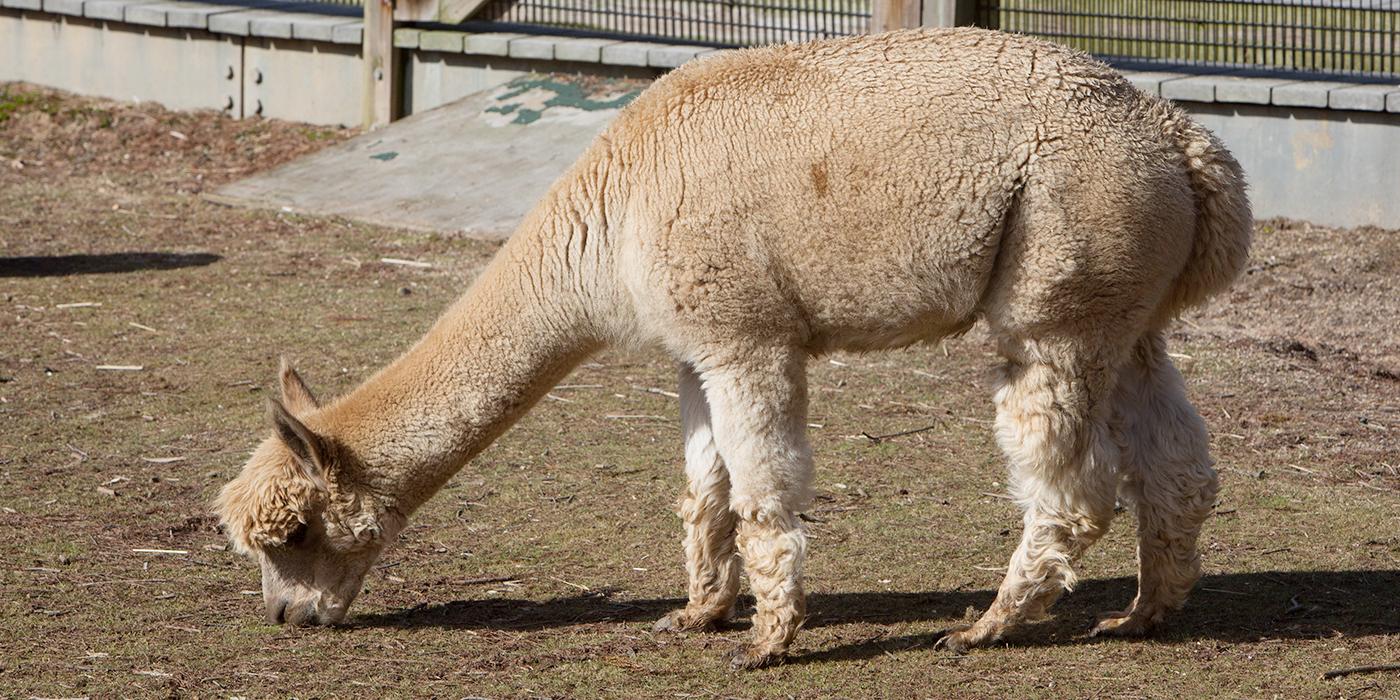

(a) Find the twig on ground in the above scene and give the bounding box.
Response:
[128,321,159,333]
[457,575,520,586]
[380,257,431,269]
[1199,587,1249,596]
[76,578,172,587]
[1321,664,1400,681]
[861,422,941,443]
[95,365,143,371]
[56,302,102,309]
[131,548,188,555]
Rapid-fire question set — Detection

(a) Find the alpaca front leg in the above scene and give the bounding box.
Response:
[698,349,813,669]
[655,364,740,633]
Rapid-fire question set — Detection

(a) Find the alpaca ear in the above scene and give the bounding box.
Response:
[268,397,330,492]
[278,358,320,415]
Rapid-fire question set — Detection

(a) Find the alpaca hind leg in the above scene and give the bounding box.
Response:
[700,349,812,669]
[940,349,1121,652]
[1093,333,1218,637]
[655,363,741,633]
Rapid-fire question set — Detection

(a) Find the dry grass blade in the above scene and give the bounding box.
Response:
[380,257,432,269]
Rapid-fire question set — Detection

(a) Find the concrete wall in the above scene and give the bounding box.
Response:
[405,51,656,115]
[3,5,1398,228]
[1190,104,1400,230]
[0,13,242,113]
[244,38,361,125]
[0,7,663,124]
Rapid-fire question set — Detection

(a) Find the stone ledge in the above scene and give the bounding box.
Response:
[11,0,361,43]
[392,27,735,70]
[1125,64,1400,113]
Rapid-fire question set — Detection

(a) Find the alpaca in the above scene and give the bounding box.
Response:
[215,27,1250,668]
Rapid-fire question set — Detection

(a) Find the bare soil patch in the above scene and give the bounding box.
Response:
[2,83,1397,698]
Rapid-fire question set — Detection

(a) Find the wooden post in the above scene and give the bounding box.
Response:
[870,0,922,33]
[362,0,396,129]
[921,0,980,27]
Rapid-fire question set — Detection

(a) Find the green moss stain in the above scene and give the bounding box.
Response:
[489,75,641,126]
[512,108,543,125]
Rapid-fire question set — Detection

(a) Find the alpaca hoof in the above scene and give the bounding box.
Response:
[1090,611,1157,638]
[935,623,1001,654]
[933,625,976,655]
[653,610,718,634]
[729,646,784,670]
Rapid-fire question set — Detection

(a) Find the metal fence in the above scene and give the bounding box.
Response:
[470,0,871,47]
[977,0,1400,78]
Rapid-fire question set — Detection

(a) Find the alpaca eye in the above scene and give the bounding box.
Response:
[285,522,309,547]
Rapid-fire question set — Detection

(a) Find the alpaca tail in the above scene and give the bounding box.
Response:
[1161,114,1253,317]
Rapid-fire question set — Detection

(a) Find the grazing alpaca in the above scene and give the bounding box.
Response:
[216,27,1250,668]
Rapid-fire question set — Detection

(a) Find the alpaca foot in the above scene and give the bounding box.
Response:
[1089,608,1162,638]
[935,622,1003,654]
[729,645,785,670]
[653,608,724,634]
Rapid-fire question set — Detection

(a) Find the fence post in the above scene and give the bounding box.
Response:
[870,0,922,32]
[362,0,396,129]
[920,0,979,27]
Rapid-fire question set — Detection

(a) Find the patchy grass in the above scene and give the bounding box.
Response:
[2,83,1399,698]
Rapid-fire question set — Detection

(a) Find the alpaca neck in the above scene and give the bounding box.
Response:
[319,207,610,514]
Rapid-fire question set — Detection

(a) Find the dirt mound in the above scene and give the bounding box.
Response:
[0,82,351,195]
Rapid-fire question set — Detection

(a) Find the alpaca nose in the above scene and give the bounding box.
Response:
[267,599,288,625]
[283,601,321,627]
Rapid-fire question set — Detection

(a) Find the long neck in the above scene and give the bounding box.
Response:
[318,186,615,513]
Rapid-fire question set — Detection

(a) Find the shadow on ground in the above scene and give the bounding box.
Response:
[352,570,1400,664]
[0,252,221,277]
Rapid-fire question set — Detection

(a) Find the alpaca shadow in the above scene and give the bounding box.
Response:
[793,569,1400,665]
[0,252,221,277]
[353,569,1400,665]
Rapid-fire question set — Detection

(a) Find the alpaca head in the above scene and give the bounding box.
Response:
[215,360,404,626]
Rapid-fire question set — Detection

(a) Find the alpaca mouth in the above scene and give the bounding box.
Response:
[269,599,339,627]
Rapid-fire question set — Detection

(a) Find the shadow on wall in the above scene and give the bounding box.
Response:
[0,252,221,277]
[350,569,1400,664]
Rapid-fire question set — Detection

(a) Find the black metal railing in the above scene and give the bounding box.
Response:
[471,0,871,47]
[977,0,1400,78]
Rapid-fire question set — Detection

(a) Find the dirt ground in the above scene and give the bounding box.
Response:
[1,83,1398,699]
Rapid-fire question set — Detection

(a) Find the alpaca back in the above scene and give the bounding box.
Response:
[567,28,1240,351]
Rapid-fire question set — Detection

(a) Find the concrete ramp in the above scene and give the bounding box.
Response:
[209,74,643,239]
